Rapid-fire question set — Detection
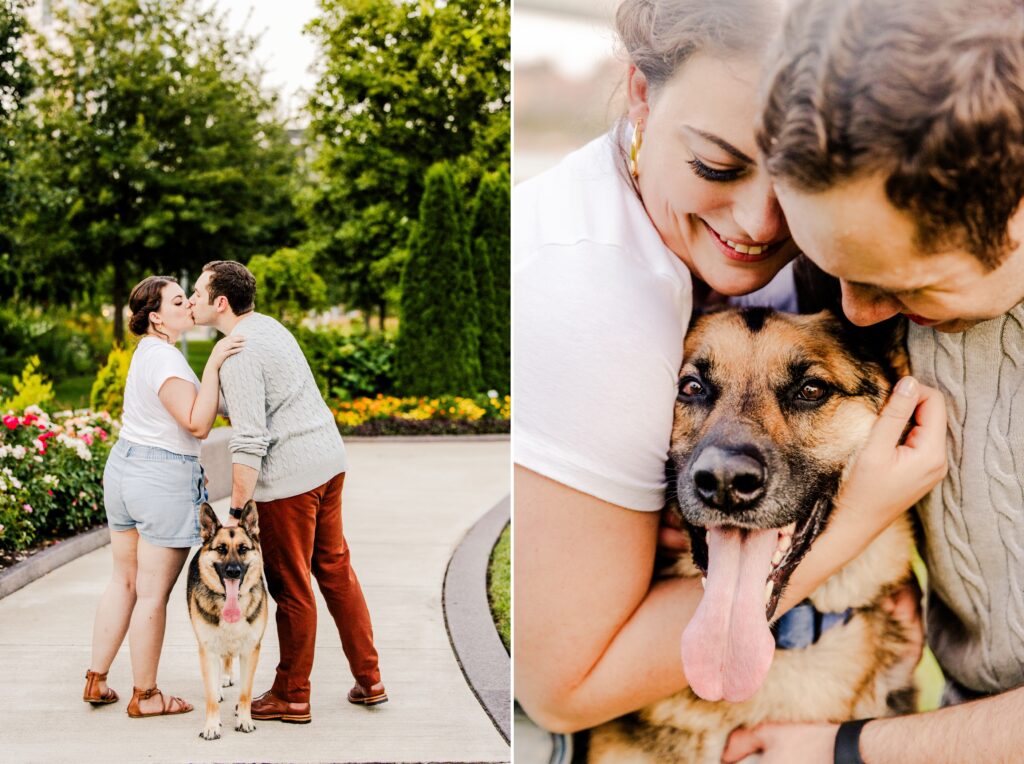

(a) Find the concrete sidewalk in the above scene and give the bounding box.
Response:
[0,439,510,763]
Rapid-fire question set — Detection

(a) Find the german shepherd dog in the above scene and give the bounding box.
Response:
[587,307,920,764]
[186,501,268,741]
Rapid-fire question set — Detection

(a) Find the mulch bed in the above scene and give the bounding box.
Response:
[339,418,510,437]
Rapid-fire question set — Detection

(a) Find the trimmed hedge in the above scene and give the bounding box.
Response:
[395,161,483,395]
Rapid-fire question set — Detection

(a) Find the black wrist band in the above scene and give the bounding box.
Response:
[228,506,244,520]
[834,718,873,764]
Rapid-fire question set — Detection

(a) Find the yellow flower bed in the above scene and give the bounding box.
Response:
[332,394,511,428]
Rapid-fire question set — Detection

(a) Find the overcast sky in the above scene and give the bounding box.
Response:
[214,0,320,123]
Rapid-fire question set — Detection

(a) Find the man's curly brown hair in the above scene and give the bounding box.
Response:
[758,0,1024,270]
[202,260,256,315]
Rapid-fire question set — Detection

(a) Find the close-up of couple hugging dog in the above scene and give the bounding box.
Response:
[514,0,1024,762]
[82,260,386,740]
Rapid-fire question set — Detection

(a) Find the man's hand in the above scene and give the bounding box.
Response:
[723,722,837,763]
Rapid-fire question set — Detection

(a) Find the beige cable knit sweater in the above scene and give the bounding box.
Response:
[219,313,347,502]
[909,301,1024,694]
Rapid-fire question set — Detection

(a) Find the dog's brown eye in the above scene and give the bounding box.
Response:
[237,546,248,555]
[797,381,828,401]
[216,545,228,555]
[679,378,705,397]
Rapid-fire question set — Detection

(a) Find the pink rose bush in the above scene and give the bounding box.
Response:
[0,406,118,554]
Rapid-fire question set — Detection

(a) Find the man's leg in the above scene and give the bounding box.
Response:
[310,472,382,691]
[257,491,318,704]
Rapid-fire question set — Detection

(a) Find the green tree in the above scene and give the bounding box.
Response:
[469,168,509,392]
[395,162,481,396]
[5,0,298,341]
[248,247,329,326]
[0,0,31,298]
[302,0,510,327]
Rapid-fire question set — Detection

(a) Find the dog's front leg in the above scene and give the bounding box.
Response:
[221,654,234,691]
[235,642,261,732]
[198,644,224,740]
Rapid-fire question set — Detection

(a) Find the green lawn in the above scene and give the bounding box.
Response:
[52,374,96,411]
[185,339,215,378]
[488,523,510,652]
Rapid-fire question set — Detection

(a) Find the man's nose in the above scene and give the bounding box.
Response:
[840,280,902,326]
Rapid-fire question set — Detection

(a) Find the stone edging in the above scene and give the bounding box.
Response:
[0,525,111,600]
[442,495,511,744]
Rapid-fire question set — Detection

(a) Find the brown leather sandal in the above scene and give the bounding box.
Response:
[83,670,119,705]
[126,686,193,718]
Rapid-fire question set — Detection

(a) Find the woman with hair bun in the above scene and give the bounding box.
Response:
[82,275,243,717]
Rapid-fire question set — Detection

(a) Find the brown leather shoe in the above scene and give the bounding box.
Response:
[348,682,388,706]
[250,690,312,723]
[83,669,119,706]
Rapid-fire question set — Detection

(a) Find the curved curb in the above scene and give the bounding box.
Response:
[443,495,511,744]
[0,525,110,600]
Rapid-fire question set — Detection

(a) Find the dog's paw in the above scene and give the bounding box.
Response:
[221,674,234,688]
[235,717,256,733]
[199,722,222,741]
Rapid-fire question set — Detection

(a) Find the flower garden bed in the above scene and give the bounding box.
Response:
[333,394,510,437]
[0,407,116,563]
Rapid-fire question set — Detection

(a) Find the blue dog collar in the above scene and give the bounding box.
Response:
[773,600,853,650]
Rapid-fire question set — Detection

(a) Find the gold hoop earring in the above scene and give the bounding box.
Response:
[629,119,644,179]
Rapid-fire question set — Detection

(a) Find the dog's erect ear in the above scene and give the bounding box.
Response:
[238,499,259,540]
[199,503,220,542]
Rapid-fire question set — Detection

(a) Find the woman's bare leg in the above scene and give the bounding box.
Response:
[88,529,139,696]
[128,538,189,714]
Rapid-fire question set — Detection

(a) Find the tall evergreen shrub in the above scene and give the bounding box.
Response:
[395,162,482,396]
[470,168,510,393]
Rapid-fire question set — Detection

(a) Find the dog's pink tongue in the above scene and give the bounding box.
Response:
[681,527,777,703]
[222,578,242,624]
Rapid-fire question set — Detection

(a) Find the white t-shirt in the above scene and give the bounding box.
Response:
[514,134,693,510]
[514,134,797,511]
[119,337,202,457]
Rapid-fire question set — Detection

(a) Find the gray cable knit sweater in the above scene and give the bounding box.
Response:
[219,313,347,502]
[909,301,1024,694]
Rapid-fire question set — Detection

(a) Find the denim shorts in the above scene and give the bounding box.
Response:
[103,438,207,548]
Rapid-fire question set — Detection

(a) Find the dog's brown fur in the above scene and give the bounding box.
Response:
[587,308,919,764]
[186,500,268,741]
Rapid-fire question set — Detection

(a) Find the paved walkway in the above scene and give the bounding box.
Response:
[0,440,510,764]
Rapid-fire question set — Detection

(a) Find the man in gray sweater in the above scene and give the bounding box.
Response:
[190,260,386,723]
[715,1,1024,762]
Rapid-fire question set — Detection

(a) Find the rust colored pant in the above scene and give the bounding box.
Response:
[257,472,380,703]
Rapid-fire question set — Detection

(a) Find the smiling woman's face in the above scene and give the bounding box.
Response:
[629,54,799,296]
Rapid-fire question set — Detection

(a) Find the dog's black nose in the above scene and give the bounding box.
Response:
[690,446,766,511]
[224,563,244,579]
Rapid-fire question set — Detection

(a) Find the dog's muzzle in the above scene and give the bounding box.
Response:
[690,445,767,512]
[221,562,245,580]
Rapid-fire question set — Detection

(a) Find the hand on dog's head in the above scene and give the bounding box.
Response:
[199,500,259,542]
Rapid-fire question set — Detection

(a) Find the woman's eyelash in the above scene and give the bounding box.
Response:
[688,158,744,182]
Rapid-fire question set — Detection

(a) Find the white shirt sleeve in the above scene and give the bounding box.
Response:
[514,242,691,511]
[146,344,198,394]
